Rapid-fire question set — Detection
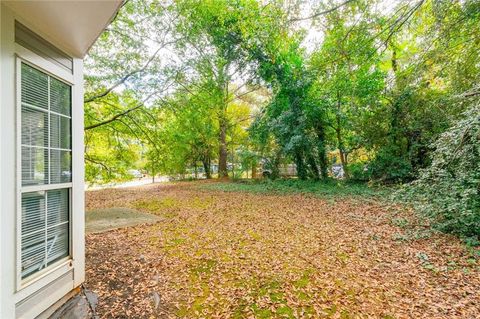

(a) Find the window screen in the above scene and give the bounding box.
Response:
[20,63,72,280]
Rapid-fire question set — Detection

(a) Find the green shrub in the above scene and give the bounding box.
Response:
[370,145,413,182]
[200,178,387,199]
[348,162,372,181]
[400,105,480,244]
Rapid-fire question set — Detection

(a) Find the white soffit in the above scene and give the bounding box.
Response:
[4,0,123,58]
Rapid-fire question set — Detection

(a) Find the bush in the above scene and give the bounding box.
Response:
[400,105,480,244]
[370,145,413,182]
[348,162,372,181]
[200,178,387,198]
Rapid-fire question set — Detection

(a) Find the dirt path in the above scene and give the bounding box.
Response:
[85,181,480,318]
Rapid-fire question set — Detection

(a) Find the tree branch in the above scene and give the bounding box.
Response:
[85,103,144,130]
[84,37,180,103]
[85,155,112,173]
[84,92,156,130]
[289,0,357,22]
[227,86,261,104]
[460,88,480,98]
[227,114,257,129]
[85,70,179,131]
[382,0,425,48]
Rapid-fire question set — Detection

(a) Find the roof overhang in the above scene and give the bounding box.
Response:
[4,0,123,58]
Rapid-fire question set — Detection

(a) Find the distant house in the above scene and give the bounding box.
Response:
[0,1,122,318]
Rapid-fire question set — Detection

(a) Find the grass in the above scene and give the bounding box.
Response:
[200,178,390,199]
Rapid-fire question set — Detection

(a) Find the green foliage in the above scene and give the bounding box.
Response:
[309,3,386,179]
[150,90,219,177]
[84,91,145,183]
[347,162,372,182]
[367,0,480,182]
[249,43,330,180]
[84,0,176,183]
[236,148,260,178]
[84,0,480,243]
[370,146,413,182]
[400,105,480,243]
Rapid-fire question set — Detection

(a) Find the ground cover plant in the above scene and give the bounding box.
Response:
[399,105,480,245]
[200,179,390,199]
[85,181,480,318]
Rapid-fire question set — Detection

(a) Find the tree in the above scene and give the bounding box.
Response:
[309,2,385,179]
[173,0,259,178]
[84,0,178,182]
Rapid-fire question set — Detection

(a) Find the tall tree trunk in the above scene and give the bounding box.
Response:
[389,45,402,148]
[295,150,307,180]
[389,47,403,152]
[271,151,281,179]
[391,48,398,74]
[314,123,328,179]
[202,155,211,179]
[339,149,349,179]
[307,154,320,179]
[218,116,228,178]
[335,94,349,179]
[231,147,235,178]
[336,124,349,179]
[217,62,229,179]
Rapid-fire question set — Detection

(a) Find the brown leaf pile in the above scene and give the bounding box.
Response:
[85,181,480,318]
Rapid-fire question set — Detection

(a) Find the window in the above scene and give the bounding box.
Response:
[20,62,72,280]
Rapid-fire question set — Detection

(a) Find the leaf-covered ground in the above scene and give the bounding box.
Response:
[85,181,480,318]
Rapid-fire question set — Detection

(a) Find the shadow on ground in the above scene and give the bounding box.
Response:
[86,207,161,233]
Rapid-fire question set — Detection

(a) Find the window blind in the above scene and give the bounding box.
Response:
[21,63,72,186]
[20,63,72,280]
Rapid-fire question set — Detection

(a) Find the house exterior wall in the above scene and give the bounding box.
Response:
[0,4,85,318]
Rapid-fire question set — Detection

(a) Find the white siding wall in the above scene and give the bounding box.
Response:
[1,5,18,317]
[0,4,85,318]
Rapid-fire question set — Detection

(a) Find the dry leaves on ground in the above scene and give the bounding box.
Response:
[85,181,480,319]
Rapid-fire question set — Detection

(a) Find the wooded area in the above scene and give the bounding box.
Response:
[84,0,479,243]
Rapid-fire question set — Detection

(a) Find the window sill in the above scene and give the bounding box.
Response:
[14,257,73,303]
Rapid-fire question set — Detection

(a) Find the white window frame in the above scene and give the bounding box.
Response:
[15,44,78,293]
